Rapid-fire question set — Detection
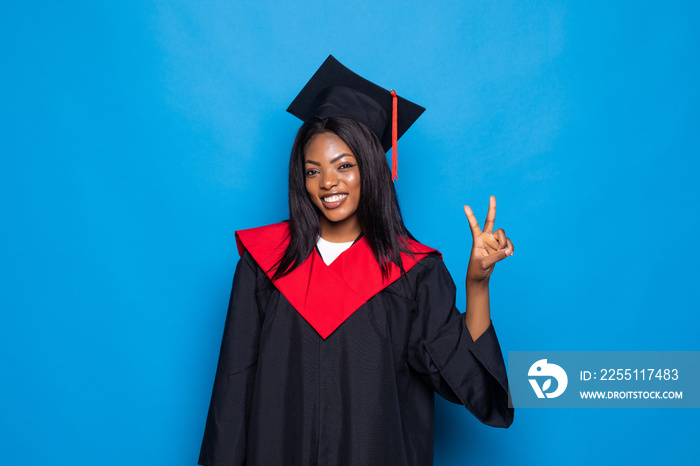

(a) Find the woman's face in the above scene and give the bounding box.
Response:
[304,132,361,236]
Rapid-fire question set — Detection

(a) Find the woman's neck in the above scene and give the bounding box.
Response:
[319,216,361,243]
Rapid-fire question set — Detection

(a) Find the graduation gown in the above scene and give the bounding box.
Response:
[198,222,513,466]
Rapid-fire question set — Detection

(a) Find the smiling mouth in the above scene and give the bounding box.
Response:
[322,194,347,203]
[320,193,348,209]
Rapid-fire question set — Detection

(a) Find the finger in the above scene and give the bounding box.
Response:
[463,205,482,238]
[483,196,497,233]
[481,249,509,268]
[506,237,514,256]
[482,233,499,252]
[493,228,507,250]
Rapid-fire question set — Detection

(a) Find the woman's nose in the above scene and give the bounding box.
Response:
[321,171,338,189]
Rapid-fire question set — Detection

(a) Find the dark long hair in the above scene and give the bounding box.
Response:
[272,116,416,281]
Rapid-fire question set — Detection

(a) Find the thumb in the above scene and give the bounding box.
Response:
[481,248,511,269]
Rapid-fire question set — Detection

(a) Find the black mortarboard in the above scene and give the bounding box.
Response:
[287,55,425,179]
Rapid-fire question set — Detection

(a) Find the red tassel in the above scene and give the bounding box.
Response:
[390,90,398,182]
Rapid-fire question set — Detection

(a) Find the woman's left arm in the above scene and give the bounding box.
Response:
[463,196,514,340]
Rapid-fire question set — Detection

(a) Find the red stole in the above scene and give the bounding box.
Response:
[235,222,438,339]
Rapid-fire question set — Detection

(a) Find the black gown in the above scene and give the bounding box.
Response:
[198,222,513,466]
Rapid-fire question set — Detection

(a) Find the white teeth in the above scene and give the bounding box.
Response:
[322,194,347,203]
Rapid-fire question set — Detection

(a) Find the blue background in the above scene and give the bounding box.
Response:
[1,1,698,465]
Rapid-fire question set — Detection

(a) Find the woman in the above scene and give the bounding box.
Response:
[199,55,514,466]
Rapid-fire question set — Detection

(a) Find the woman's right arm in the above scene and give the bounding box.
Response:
[198,251,262,466]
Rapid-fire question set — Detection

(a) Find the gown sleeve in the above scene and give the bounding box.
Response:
[198,251,262,466]
[408,256,514,428]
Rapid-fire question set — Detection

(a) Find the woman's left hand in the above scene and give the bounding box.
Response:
[463,196,514,283]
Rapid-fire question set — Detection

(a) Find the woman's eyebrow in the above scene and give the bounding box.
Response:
[331,153,355,163]
[305,153,355,165]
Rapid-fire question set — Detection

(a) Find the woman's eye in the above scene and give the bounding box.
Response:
[305,169,318,176]
[339,163,355,169]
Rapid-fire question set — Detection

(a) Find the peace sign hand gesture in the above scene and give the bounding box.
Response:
[463,196,514,284]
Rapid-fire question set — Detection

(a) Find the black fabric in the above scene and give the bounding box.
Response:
[198,250,513,466]
[313,86,388,140]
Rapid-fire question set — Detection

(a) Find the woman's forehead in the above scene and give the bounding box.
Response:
[304,133,355,160]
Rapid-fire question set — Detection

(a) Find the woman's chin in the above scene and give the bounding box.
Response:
[319,212,360,234]
[322,213,348,224]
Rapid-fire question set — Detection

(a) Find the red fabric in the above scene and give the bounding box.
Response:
[235,222,439,339]
[391,90,398,181]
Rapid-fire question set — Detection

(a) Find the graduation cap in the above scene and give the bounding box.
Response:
[287,55,425,181]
